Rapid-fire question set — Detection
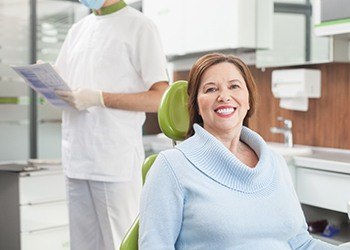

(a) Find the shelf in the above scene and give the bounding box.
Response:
[315,18,350,37]
[311,223,350,246]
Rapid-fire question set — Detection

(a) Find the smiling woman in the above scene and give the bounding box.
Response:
[186,53,258,137]
[139,53,343,250]
[197,63,250,138]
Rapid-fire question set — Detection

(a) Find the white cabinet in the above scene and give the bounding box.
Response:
[143,0,186,56]
[296,168,350,213]
[314,0,350,37]
[268,143,350,214]
[21,227,69,250]
[0,1,88,162]
[0,167,69,250]
[294,149,350,214]
[268,145,350,245]
[143,0,273,57]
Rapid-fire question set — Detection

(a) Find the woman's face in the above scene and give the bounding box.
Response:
[197,62,250,137]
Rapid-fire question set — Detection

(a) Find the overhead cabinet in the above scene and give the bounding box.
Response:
[143,0,273,57]
[314,0,350,37]
[256,0,350,68]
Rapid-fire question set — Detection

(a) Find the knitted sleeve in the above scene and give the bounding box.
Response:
[288,230,339,249]
[139,152,184,249]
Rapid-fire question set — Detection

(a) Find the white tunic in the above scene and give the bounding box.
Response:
[55,6,168,182]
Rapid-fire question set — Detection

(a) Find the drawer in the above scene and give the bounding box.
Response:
[296,168,350,213]
[19,173,66,204]
[21,225,69,250]
[21,201,68,232]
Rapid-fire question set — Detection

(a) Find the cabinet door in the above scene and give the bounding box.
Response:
[143,0,186,56]
[19,173,66,205]
[256,1,332,67]
[296,168,350,213]
[21,201,68,232]
[0,0,88,161]
[184,0,245,53]
[21,226,69,250]
[144,0,272,56]
[314,0,350,36]
[0,0,30,161]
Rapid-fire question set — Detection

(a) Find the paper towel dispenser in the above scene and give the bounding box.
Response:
[272,69,321,98]
[271,69,321,111]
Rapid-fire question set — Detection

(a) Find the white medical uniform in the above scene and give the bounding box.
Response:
[55,3,168,249]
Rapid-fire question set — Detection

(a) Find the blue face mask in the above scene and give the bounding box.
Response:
[79,0,105,10]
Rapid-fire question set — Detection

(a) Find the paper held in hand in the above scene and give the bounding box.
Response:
[11,63,71,108]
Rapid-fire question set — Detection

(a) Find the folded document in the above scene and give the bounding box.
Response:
[11,63,71,108]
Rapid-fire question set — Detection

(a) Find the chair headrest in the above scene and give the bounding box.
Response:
[158,80,189,141]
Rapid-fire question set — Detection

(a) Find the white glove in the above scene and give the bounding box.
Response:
[55,88,105,111]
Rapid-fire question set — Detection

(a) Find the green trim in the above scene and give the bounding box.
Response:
[93,0,126,16]
[315,18,350,27]
[0,97,19,104]
[0,96,45,105]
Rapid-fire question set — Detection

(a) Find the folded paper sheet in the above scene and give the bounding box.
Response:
[11,63,71,108]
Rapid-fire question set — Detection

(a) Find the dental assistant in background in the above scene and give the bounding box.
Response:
[139,53,342,249]
[54,0,168,249]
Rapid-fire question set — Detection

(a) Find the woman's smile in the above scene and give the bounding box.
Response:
[214,105,236,117]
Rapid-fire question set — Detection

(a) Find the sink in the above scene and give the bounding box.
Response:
[293,147,350,174]
[267,142,312,157]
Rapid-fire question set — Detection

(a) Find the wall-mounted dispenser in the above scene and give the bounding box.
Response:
[271,69,321,111]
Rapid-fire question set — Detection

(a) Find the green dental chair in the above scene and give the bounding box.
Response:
[119,80,189,250]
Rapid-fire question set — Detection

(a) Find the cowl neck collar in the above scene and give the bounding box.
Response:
[176,124,275,193]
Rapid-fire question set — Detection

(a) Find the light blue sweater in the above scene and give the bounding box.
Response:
[139,124,338,249]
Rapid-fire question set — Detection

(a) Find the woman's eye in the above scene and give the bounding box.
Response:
[204,87,216,93]
[229,84,240,89]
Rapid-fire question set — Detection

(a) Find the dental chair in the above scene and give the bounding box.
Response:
[119,80,189,250]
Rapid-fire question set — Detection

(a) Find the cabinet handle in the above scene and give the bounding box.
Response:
[24,199,66,206]
[26,224,68,234]
[39,119,62,124]
[0,119,28,125]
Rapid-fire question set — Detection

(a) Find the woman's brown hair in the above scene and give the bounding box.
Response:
[187,53,258,137]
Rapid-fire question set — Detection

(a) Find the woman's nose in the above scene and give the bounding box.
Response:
[217,92,231,102]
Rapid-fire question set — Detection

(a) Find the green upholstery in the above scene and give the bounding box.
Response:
[141,154,158,185]
[119,215,139,250]
[158,80,189,141]
[119,155,157,250]
[119,81,189,250]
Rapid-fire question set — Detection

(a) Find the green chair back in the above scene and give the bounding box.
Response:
[141,154,158,185]
[158,80,189,141]
[119,214,139,250]
[119,154,157,250]
[119,81,189,250]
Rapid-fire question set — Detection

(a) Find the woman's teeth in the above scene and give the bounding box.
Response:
[216,107,234,115]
